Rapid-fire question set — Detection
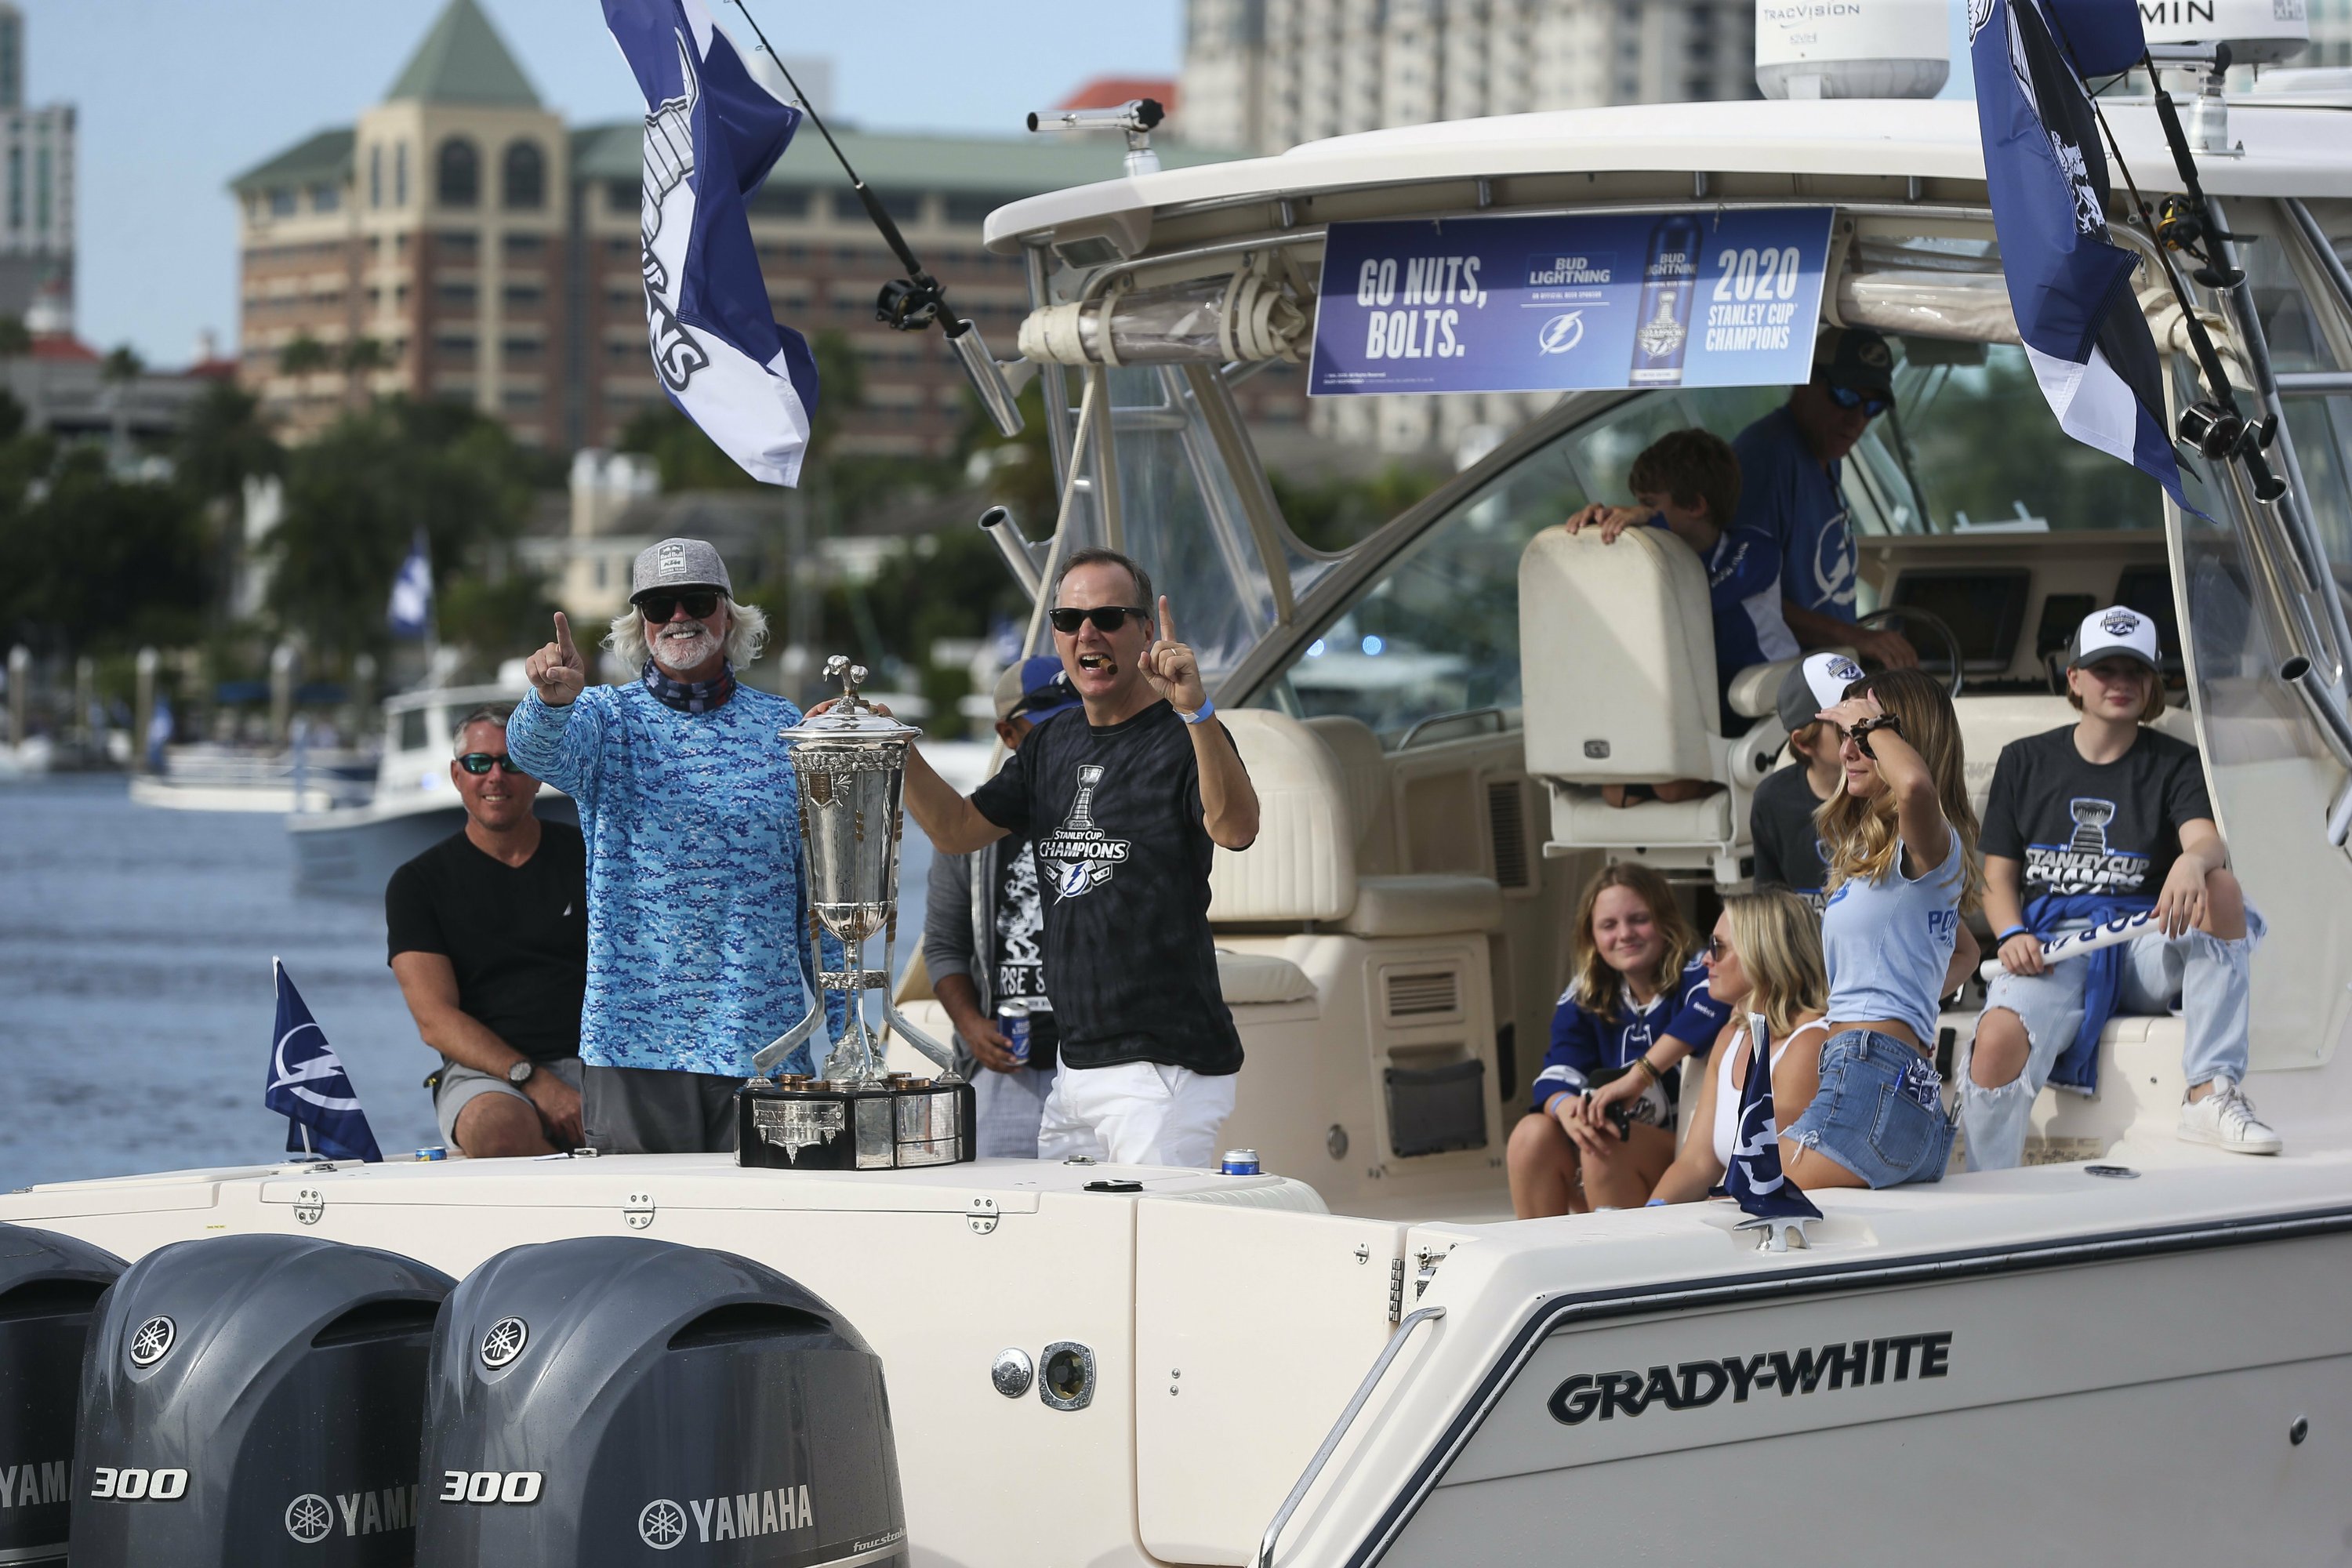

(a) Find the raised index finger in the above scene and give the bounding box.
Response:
[554,611,575,654]
[1157,594,1175,645]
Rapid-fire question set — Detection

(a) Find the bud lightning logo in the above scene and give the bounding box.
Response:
[1037,764,1129,899]
[640,1483,816,1548]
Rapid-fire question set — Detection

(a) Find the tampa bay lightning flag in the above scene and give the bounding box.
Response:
[1970,0,2189,510]
[604,0,818,486]
[1726,1014,1820,1225]
[265,960,383,1162]
[387,528,433,641]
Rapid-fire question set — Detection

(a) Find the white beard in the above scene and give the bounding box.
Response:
[651,619,722,674]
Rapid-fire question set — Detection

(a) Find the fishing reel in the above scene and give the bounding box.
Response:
[2151,194,2243,290]
[876,273,946,332]
[2178,400,2287,501]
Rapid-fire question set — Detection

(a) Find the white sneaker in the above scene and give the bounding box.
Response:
[2177,1077,2282,1156]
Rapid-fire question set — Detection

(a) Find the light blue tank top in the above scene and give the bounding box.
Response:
[1820,832,1965,1046]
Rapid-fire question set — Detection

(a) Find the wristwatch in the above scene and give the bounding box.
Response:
[506,1060,535,1087]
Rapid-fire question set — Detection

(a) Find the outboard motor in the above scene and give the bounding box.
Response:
[417,1236,906,1566]
[0,1223,123,1567]
[71,1233,452,1566]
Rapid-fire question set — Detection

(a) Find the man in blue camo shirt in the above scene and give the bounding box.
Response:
[511,537,841,1154]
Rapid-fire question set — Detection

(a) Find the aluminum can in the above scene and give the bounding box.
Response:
[1629,214,1703,386]
[1219,1149,1261,1175]
[997,1000,1032,1067]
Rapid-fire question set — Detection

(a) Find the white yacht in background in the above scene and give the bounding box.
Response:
[285,679,571,897]
[11,16,2352,1568]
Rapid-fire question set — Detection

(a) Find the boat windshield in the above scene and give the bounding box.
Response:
[1250,340,2183,746]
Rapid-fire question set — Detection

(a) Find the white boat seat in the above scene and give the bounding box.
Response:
[1936,1007,2193,1170]
[1953,695,2200,822]
[1303,713,1399,876]
[1548,786,1736,849]
[1216,950,1317,1006]
[1726,655,1802,720]
[1341,873,1504,937]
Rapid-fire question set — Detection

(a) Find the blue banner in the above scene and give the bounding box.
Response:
[1309,208,1835,397]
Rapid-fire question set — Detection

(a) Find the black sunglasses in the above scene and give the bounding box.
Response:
[1825,383,1891,418]
[456,753,520,775]
[636,590,720,622]
[1047,605,1150,635]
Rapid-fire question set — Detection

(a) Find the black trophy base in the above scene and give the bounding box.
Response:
[736,1076,977,1171]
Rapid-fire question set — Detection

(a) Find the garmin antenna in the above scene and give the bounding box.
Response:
[724,0,1025,437]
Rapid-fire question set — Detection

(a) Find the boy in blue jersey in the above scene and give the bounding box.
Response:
[1565,428,1799,805]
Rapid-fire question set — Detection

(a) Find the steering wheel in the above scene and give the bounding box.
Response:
[1853,605,1967,700]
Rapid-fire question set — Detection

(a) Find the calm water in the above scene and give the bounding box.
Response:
[0,774,934,1190]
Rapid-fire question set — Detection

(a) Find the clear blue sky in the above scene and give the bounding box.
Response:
[24,0,1184,367]
[28,0,1976,370]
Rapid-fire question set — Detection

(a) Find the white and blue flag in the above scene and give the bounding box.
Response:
[265,960,383,1163]
[604,0,818,486]
[387,528,433,641]
[1971,0,2188,511]
[1726,1014,1821,1225]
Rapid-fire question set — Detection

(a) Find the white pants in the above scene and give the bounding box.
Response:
[1036,1061,1237,1168]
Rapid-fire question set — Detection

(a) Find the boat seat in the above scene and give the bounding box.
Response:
[1937,1007,2193,1169]
[1303,713,1399,875]
[1209,709,1504,937]
[1519,524,1781,884]
[1953,695,2199,821]
[1216,949,1317,1006]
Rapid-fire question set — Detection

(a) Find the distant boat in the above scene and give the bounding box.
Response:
[129,741,374,814]
[286,682,572,898]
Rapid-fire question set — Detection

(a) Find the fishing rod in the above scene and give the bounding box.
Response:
[724,0,1025,437]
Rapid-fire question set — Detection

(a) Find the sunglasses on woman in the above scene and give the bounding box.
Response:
[1825,383,1891,418]
[1047,605,1151,635]
[456,753,519,775]
[636,590,720,622]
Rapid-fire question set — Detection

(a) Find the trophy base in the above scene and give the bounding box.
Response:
[735,1076,976,1171]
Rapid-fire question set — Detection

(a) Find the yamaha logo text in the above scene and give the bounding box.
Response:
[641,1482,817,1548]
[1549,1331,1953,1424]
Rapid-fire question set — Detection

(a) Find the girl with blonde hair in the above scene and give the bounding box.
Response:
[1780,666,1982,1189]
[1508,862,1728,1216]
[1650,888,1831,1203]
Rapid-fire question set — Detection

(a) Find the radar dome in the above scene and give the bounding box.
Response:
[1755,0,1951,100]
[2142,0,2310,66]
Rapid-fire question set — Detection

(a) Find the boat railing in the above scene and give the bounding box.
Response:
[1255,1304,1444,1568]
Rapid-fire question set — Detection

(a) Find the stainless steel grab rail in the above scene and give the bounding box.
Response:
[1256,1305,1445,1568]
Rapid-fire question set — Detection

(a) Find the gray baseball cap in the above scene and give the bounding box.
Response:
[630,537,733,600]
[1777,650,1868,735]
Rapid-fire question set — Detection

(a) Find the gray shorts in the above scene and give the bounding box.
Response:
[433,1056,583,1149]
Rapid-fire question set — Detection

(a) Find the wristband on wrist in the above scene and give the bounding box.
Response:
[1179,698,1217,726]
[1996,924,2031,943]
[1634,1056,1661,1085]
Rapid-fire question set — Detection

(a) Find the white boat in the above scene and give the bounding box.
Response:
[128,742,374,815]
[285,682,572,897]
[14,58,2352,1568]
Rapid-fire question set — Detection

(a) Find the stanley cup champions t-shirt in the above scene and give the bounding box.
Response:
[971,701,1245,1076]
[1980,725,2214,901]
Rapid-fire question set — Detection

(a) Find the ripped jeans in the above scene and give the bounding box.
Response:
[1959,913,2263,1173]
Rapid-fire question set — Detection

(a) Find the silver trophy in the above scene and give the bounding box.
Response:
[739,657,970,1171]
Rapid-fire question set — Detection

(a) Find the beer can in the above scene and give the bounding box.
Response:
[1219,1149,1261,1175]
[413,1146,448,1161]
[1629,214,1702,386]
[997,1000,1032,1067]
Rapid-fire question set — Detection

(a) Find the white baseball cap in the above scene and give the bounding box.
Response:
[2071,605,2159,671]
[1776,650,1868,734]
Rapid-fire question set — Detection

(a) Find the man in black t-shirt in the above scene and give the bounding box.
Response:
[895,547,1261,1167]
[1749,651,1865,909]
[923,656,1081,1156]
[387,706,588,1157]
[1960,608,2276,1168]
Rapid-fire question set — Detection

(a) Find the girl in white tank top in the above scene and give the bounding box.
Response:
[1650,890,1830,1205]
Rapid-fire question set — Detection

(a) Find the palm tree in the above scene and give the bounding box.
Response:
[278,333,330,382]
[339,336,388,409]
[101,344,144,464]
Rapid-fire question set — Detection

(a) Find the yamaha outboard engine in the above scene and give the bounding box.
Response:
[0,1223,123,1567]
[417,1236,906,1566]
[71,1233,453,1566]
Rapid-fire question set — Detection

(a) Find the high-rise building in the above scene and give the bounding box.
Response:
[1181,0,1756,154]
[0,2,74,328]
[2306,0,2352,67]
[232,0,1237,455]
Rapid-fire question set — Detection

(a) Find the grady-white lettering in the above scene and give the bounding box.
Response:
[0,1461,66,1508]
[680,1482,816,1544]
[88,1466,189,1501]
[1548,1331,1953,1424]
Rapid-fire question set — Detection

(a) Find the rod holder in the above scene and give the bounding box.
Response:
[978,506,1045,599]
[946,319,1025,438]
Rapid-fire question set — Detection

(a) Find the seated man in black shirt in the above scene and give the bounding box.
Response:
[1749,652,1866,910]
[893,547,1261,1167]
[387,705,588,1157]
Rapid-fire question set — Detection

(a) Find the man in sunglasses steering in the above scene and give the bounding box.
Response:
[892,547,1261,1168]
[1731,325,1918,670]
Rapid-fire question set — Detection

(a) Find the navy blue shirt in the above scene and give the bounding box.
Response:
[1651,517,1800,724]
[1733,405,1857,622]
[1531,956,1729,1115]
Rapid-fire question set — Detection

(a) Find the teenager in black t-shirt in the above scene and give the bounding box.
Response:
[1749,652,1866,909]
[892,548,1261,1168]
[387,707,588,1156]
[1960,608,2276,1168]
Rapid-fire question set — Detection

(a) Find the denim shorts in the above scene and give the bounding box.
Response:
[1782,1029,1954,1189]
